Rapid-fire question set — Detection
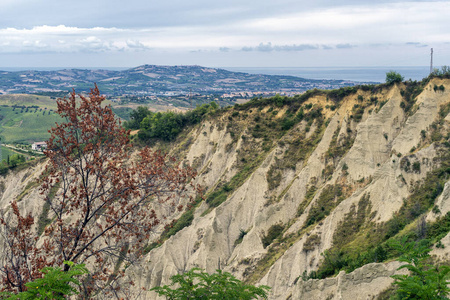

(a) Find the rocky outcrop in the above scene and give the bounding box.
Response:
[128,79,450,299]
[2,79,450,299]
[289,261,404,300]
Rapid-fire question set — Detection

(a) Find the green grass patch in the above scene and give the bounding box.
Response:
[37,201,51,236]
[332,194,371,249]
[15,176,40,202]
[305,184,346,227]
[0,94,58,109]
[1,146,16,160]
[261,223,285,248]
[0,106,62,143]
[297,185,317,216]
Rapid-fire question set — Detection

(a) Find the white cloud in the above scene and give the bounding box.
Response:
[1,2,449,55]
[239,2,450,44]
[126,40,151,51]
[0,2,449,67]
[240,42,319,52]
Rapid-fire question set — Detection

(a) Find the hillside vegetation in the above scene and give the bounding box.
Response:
[0,94,118,144]
[1,76,450,299]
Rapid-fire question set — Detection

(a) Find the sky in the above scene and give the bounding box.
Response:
[0,0,449,68]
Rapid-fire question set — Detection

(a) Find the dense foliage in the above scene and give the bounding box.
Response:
[151,268,270,300]
[125,102,219,141]
[0,262,88,300]
[390,238,450,300]
[0,154,27,174]
[430,66,450,79]
[386,71,404,84]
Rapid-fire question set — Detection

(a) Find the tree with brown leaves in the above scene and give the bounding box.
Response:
[0,85,197,297]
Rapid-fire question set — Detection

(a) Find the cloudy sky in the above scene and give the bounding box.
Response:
[0,0,449,68]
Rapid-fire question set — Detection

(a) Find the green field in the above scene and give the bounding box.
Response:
[0,145,17,161]
[0,94,58,109]
[0,106,62,144]
[0,94,120,144]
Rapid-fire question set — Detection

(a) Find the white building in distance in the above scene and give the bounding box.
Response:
[32,142,47,151]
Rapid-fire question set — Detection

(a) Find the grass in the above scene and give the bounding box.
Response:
[143,198,202,254]
[0,106,62,143]
[15,178,40,202]
[261,224,285,248]
[37,201,52,236]
[305,184,346,227]
[332,194,371,249]
[1,146,17,160]
[0,94,116,144]
[0,94,58,109]
[266,165,282,191]
[302,233,321,252]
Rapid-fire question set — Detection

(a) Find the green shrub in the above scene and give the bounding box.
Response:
[234,229,248,246]
[133,102,218,142]
[151,268,270,300]
[389,238,450,299]
[332,194,371,249]
[305,184,344,227]
[261,224,284,248]
[2,262,88,300]
[165,209,195,238]
[386,71,404,84]
[266,166,282,190]
[427,212,450,242]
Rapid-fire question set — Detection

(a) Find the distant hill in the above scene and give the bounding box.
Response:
[0,65,366,96]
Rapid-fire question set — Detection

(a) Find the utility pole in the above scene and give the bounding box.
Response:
[430,48,434,74]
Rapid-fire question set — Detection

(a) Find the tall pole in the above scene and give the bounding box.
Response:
[430,48,434,74]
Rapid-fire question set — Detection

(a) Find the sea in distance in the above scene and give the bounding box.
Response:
[224,66,432,83]
[1,66,432,84]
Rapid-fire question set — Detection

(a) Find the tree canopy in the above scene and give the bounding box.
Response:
[125,102,219,142]
[151,268,270,300]
[386,71,404,85]
[389,238,450,299]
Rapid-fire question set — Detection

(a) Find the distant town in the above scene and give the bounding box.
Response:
[0,65,371,107]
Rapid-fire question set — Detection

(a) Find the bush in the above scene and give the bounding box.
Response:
[386,71,404,85]
[151,268,270,299]
[1,262,88,300]
[133,102,219,142]
[261,224,284,248]
[306,184,344,226]
[389,238,450,299]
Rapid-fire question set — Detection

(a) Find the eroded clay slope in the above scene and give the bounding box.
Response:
[125,79,450,299]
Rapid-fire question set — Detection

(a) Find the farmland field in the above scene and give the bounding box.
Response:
[0,94,116,144]
[0,94,58,109]
[0,105,61,144]
[0,146,17,161]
